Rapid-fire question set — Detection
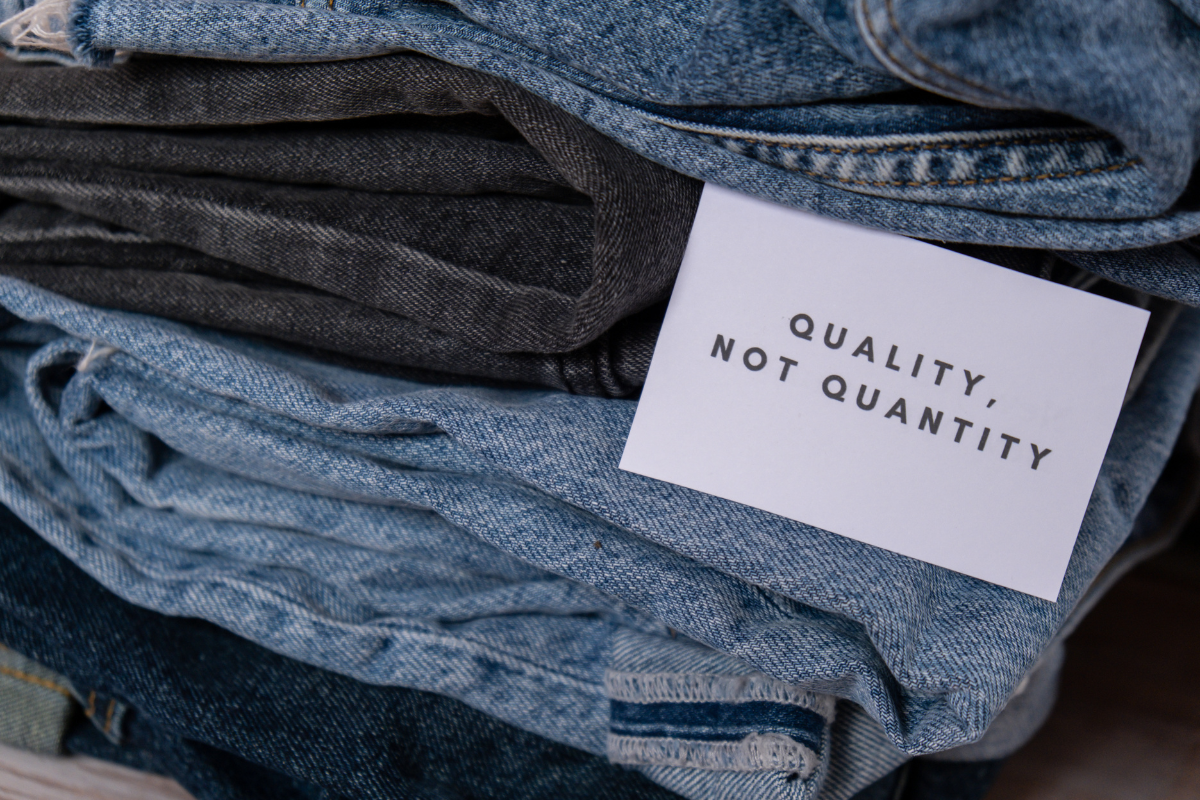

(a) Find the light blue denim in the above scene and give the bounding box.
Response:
[0,282,848,800]
[0,277,1196,779]
[4,0,1200,251]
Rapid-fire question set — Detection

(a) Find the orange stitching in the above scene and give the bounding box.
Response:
[85,691,96,718]
[103,699,116,734]
[712,132,1112,155]
[0,664,73,698]
[792,159,1139,188]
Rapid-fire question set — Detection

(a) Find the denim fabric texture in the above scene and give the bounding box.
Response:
[0,642,75,754]
[0,642,136,755]
[0,507,687,800]
[848,760,1004,800]
[3,0,1200,249]
[0,53,699,391]
[829,395,1200,799]
[0,202,1191,409]
[0,203,666,396]
[0,276,1195,776]
[0,493,965,800]
[603,628,838,798]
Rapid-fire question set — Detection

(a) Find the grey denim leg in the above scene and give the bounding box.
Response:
[0,53,701,354]
[0,203,661,395]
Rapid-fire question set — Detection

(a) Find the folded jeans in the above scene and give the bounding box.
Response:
[4,0,1200,250]
[0,277,1194,776]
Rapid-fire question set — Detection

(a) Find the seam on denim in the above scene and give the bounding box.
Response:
[704,132,1113,155]
[606,670,836,717]
[860,0,1022,108]
[748,157,1142,188]
[881,0,1011,101]
[0,664,73,698]
[800,159,1140,187]
[693,131,1143,184]
[641,111,1106,148]
[79,689,123,740]
[608,732,819,775]
[0,224,153,245]
[102,698,115,734]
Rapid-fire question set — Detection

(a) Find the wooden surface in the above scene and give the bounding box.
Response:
[987,522,1200,800]
[0,742,193,800]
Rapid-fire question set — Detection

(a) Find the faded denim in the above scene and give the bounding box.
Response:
[0,496,1013,800]
[817,404,1200,799]
[0,276,1195,776]
[3,0,1200,250]
[0,508,687,800]
[0,53,699,365]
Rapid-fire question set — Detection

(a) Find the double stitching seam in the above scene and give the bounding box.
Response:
[82,691,119,736]
[796,159,1139,188]
[863,0,1022,106]
[103,699,116,734]
[708,132,1115,155]
[0,664,73,698]
[702,135,1141,186]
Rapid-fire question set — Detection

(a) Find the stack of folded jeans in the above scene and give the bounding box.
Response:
[0,4,1196,799]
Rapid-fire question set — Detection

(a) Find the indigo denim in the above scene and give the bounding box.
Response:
[3,0,1200,249]
[0,53,700,360]
[0,510,687,800]
[848,761,1004,800]
[0,278,1195,776]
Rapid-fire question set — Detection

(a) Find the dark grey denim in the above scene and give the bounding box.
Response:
[1,200,1180,397]
[0,53,699,383]
[0,203,664,394]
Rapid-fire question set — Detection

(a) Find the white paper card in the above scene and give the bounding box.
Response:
[620,184,1150,600]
